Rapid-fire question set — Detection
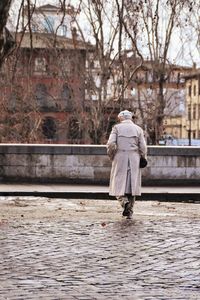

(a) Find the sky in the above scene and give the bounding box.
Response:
[9,0,200,68]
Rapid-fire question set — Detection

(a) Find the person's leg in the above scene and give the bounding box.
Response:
[117,195,136,218]
[121,159,132,217]
[121,194,133,217]
[117,196,129,209]
[125,195,136,219]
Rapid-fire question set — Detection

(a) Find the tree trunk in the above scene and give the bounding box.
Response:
[0,0,14,68]
[155,74,165,143]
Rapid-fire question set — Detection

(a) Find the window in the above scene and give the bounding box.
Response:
[193,104,196,119]
[68,118,82,140]
[35,83,47,107]
[60,25,67,36]
[42,117,57,140]
[61,84,71,99]
[177,72,180,83]
[170,72,176,83]
[194,84,196,96]
[61,84,73,110]
[9,85,23,111]
[145,72,148,83]
[147,71,153,83]
[9,92,16,110]
[188,104,191,120]
[131,88,137,96]
[43,16,55,33]
[198,76,200,95]
[32,24,39,32]
[34,57,47,73]
[35,83,56,111]
[89,61,94,69]
[188,85,191,96]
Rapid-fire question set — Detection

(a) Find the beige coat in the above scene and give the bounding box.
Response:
[107,119,147,196]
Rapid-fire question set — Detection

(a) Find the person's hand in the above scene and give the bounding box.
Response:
[107,143,117,160]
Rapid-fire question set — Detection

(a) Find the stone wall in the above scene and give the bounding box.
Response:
[0,144,200,185]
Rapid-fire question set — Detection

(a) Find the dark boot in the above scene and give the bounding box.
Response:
[117,196,129,208]
[122,202,130,216]
[126,195,136,219]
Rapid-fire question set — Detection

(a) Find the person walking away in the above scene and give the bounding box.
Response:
[107,110,147,219]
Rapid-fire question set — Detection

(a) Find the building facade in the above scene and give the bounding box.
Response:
[0,4,92,144]
[184,70,200,143]
[120,54,192,143]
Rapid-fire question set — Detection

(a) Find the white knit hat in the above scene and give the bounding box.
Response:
[118,110,133,119]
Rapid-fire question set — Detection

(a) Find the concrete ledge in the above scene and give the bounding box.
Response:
[148,146,200,156]
[0,144,200,156]
[0,184,200,203]
[0,144,107,155]
[0,144,200,185]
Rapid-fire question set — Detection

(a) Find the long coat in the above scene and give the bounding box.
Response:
[107,119,147,196]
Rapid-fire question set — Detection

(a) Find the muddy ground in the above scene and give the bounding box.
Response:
[0,197,200,224]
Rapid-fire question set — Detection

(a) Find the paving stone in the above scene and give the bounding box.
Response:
[0,198,200,299]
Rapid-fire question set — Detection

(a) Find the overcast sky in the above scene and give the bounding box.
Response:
[9,0,200,67]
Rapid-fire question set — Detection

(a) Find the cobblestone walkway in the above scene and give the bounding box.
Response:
[0,198,200,300]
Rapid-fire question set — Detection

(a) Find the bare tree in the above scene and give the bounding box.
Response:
[0,0,199,144]
[0,0,15,68]
[0,1,87,143]
[120,0,196,143]
[181,1,200,65]
[0,69,43,142]
[72,0,120,143]
[72,0,145,143]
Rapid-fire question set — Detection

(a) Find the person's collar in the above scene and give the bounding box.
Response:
[121,119,133,123]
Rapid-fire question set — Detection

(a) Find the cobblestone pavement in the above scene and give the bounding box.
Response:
[0,197,200,300]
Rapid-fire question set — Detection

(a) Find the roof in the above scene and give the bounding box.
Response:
[134,60,192,72]
[117,54,193,72]
[15,32,94,51]
[36,4,59,10]
[23,3,78,15]
[183,69,200,80]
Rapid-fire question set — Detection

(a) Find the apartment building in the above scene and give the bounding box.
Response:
[184,69,200,142]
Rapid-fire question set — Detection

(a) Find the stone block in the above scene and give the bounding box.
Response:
[185,167,200,179]
[94,167,110,180]
[149,167,186,179]
[35,166,54,178]
[51,155,79,168]
[3,166,36,178]
[77,155,111,167]
[149,156,177,167]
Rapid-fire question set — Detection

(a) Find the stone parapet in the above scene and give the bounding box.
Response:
[0,144,199,185]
